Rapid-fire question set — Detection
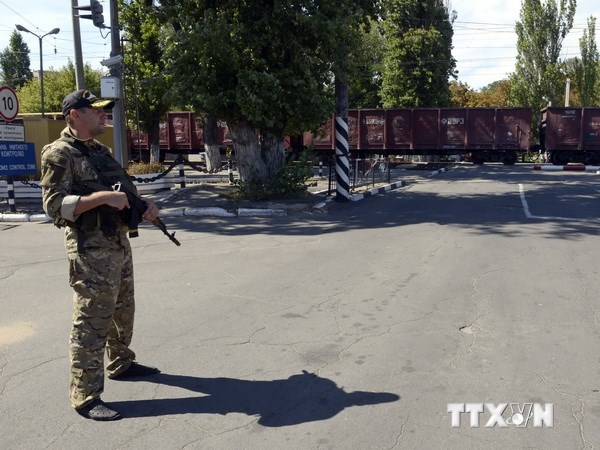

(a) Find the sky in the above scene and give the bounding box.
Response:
[1,0,600,91]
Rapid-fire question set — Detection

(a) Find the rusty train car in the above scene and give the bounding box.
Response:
[128,111,232,161]
[304,108,531,165]
[539,107,600,165]
[128,107,600,165]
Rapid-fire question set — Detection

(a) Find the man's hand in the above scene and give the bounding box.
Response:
[141,198,159,222]
[104,191,130,210]
[73,190,130,215]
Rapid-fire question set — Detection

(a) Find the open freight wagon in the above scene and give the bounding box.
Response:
[128,112,231,162]
[303,108,532,165]
[540,107,600,165]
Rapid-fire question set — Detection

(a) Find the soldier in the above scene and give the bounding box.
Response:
[41,89,160,421]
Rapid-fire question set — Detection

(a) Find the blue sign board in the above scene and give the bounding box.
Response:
[0,141,37,176]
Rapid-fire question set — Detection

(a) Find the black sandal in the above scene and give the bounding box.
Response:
[76,398,122,421]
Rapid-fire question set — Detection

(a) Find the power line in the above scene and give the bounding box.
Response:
[0,0,54,35]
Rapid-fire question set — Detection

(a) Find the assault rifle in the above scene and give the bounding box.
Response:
[75,180,181,246]
[112,181,181,246]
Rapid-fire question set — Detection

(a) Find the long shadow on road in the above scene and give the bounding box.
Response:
[111,370,400,426]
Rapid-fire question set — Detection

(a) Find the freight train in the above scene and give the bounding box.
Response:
[129,107,600,166]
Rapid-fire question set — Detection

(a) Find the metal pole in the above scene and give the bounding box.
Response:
[228,159,234,185]
[7,176,16,213]
[109,0,127,166]
[38,37,45,117]
[15,26,58,116]
[565,78,571,107]
[129,39,142,160]
[71,0,86,89]
[178,155,186,188]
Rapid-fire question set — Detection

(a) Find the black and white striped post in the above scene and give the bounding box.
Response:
[334,78,350,202]
[177,154,186,188]
[6,176,16,212]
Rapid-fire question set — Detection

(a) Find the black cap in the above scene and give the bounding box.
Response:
[62,89,115,116]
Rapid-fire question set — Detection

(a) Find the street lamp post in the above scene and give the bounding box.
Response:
[15,25,60,117]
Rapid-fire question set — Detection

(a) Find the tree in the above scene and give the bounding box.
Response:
[449,80,474,106]
[348,20,385,109]
[381,0,457,108]
[509,0,576,120]
[0,31,33,89]
[572,16,599,106]
[450,79,512,107]
[160,0,377,182]
[120,0,173,164]
[17,61,101,113]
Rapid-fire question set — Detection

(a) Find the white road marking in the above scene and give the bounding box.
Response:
[518,184,600,223]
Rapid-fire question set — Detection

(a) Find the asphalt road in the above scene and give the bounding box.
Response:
[1,163,600,449]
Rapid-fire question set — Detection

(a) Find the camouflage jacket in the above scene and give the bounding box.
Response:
[40,127,131,257]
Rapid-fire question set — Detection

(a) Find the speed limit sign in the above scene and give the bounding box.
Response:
[0,85,19,121]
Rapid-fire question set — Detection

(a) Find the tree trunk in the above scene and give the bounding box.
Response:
[260,130,285,178]
[228,120,266,181]
[202,115,222,172]
[149,121,160,163]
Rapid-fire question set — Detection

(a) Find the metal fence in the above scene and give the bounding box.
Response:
[327,158,391,195]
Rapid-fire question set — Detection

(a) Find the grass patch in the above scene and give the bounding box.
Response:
[127,162,165,175]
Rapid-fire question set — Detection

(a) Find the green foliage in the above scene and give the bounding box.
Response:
[159,0,377,181]
[450,80,512,107]
[16,61,101,113]
[381,0,457,108]
[233,150,315,200]
[572,17,599,106]
[160,0,377,135]
[0,31,33,89]
[348,20,385,109]
[510,0,576,113]
[120,0,171,137]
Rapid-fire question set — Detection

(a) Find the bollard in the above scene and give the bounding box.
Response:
[7,176,16,213]
[328,160,333,195]
[178,155,186,188]
[372,159,376,187]
[334,116,350,201]
[228,159,234,185]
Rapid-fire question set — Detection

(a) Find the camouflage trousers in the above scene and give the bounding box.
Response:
[67,240,136,409]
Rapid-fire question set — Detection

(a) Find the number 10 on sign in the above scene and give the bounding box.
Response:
[0,85,19,121]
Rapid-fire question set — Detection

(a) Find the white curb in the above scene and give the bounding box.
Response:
[533,164,600,171]
[0,213,30,222]
[29,214,51,222]
[158,207,185,217]
[237,208,287,217]
[184,207,236,217]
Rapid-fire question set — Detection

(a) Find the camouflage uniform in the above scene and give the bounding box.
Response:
[41,127,137,409]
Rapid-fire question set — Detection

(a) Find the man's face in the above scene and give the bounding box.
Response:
[73,106,107,137]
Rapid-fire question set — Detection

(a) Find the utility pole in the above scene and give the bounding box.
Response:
[109,0,128,166]
[71,0,86,90]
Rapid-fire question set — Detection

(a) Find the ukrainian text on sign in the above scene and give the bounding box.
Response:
[0,142,37,175]
[0,124,25,141]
